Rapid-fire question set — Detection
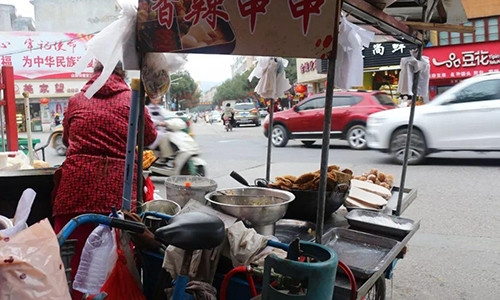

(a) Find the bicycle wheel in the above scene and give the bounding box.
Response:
[363,277,385,300]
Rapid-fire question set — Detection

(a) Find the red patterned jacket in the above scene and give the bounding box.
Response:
[53,73,157,216]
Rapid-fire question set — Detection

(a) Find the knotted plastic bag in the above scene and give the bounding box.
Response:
[0,219,71,300]
[141,53,187,100]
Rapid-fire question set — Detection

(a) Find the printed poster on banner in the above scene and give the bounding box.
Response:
[0,32,94,80]
[137,0,339,58]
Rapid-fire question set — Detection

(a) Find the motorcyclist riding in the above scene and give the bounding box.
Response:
[222,103,234,131]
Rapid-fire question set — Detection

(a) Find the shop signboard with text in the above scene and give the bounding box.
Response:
[423,41,500,80]
[138,0,339,58]
[0,32,94,80]
[13,79,87,99]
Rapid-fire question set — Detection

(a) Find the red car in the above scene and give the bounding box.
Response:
[264,91,396,149]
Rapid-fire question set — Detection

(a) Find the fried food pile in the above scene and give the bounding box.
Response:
[269,165,353,191]
[142,150,156,170]
[352,168,394,190]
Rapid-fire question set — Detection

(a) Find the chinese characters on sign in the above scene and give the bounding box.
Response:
[300,60,317,73]
[424,42,500,80]
[288,0,326,36]
[0,32,93,79]
[238,0,271,34]
[138,0,338,58]
[372,43,385,55]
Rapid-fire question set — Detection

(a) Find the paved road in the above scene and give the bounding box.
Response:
[29,121,500,299]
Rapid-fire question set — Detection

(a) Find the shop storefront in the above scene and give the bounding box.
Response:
[296,42,416,98]
[14,79,88,132]
[423,40,500,99]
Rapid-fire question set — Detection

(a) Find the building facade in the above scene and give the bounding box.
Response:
[424,14,500,99]
[231,56,255,77]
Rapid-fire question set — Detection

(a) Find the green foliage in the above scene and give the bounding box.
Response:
[169,71,201,109]
[285,58,297,85]
[213,69,258,105]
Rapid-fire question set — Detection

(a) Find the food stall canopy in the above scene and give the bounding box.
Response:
[137,0,341,59]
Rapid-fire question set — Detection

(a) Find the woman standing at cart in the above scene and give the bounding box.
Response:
[52,62,158,299]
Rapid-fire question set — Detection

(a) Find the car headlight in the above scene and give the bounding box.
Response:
[368,117,386,127]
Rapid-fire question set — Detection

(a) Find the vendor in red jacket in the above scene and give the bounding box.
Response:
[52,62,158,299]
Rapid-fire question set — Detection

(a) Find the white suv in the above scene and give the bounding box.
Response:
[367,73,500,164]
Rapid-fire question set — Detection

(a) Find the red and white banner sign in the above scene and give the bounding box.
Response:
[0,32,94,80]
[423,41,500,80]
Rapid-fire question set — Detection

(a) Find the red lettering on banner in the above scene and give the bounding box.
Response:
[23,84,34,94]
[56,56,66,67]
[66,40,76,53]
[55,83,65,93]
[184,0,229,30]
[24,38,34,52]
[22,56,32,67]
[288,0,326,36]
[33,56,44,67]
[238,0,271,34]
[45,56,55,68]
[0,42,11,49]
[1,56,12,66]
[39,84,49,94]
[53,41,66,52]
[151,0,179,29]
[87,59,94,68]
[66,56,77,68]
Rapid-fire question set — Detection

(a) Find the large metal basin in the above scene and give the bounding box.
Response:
[205,187,295,235]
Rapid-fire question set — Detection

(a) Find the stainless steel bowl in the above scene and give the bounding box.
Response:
[205,187,295,235]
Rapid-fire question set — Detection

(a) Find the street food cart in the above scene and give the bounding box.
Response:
[0,0,471,299]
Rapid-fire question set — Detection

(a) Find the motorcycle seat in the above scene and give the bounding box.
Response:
[154,212,225,250]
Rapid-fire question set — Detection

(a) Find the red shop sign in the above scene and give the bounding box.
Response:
[423,41,500,80]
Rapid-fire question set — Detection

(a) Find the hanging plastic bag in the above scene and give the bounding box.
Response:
[73,3,139,99]
[88,229,146,300]
[72,225,118,295]
[0,219,71,300]
[141,53,187,100]
[0,188,36,237]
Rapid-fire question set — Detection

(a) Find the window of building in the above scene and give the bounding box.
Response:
[475,19,485,42]
[463,21,473,43]
[488,17,499,41]
[439,31,449,45]
[450,32,461,44]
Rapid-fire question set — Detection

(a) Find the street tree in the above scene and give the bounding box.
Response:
[169,71,201,109]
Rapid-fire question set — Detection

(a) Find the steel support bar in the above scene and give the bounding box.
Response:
[136,75,145,211]
[265,98,274,182]
[343,0,423,45]
[122,79,141,211]
[315,0,343,245]
[23,92,34,165]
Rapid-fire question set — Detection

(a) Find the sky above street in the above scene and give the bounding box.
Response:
[1,0,234,84]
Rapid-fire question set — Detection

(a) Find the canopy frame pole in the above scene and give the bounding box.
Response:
[396,1,427,216]
[122,79,141,211]
[265,98,275,182]
[315,0,344,244]
[136,55,146,212]
[1,106,5,152]
[23,92,34,165]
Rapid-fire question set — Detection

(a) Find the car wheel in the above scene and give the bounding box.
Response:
[301,140,315,147]
[54,135,67,156]
[271,125,289,147]
[346,125,368,150]
[390,128,427,165]
[256,120,261,127]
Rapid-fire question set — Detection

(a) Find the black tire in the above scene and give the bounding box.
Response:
[54,135,67,156]
[271,125,289,147]
[390,128,427,165]
[346,124,368,150]
[301,140,315,147]
[364,277,386,300]
[180,161,206,176]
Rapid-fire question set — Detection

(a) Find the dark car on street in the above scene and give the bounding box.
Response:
[263,91,396,149]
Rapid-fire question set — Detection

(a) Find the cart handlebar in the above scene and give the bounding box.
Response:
[57,214,146,246]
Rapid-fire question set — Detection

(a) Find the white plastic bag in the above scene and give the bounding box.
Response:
[141,53,187,100]
[74,3,138,99]
[0,188,36,237]
[0,219,71,300]
[72,225,118,295]
[0,151,32,171]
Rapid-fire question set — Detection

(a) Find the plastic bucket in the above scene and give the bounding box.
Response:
[165,176,217,207]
